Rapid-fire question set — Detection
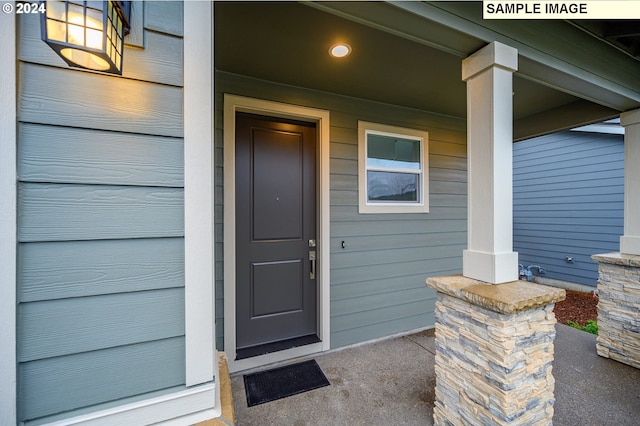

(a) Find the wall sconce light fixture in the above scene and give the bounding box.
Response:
[41,1,131,75]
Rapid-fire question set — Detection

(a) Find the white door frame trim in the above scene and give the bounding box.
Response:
[223,94,331,373]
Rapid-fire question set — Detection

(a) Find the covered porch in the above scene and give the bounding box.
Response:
[216,2,640,424]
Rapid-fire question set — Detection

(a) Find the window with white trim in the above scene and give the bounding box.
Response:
[358,121,429,213]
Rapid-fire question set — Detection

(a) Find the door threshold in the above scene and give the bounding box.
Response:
[236,334,321,360]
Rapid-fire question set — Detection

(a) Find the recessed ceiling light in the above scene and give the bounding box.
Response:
[329,43,351,58]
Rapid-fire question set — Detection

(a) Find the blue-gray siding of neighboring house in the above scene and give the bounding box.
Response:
[513,130,624,287]
[16,2,187,422]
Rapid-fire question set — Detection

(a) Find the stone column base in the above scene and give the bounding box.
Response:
[426,275,565,425]
[592,253,640,370]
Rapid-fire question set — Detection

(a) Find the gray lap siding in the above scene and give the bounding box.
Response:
[16,4,186,422]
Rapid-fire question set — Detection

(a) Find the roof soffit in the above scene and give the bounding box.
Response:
[315,1,640,112]
[215,2,624,139]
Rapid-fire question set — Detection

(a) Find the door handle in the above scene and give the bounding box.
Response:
[309,250,316,280]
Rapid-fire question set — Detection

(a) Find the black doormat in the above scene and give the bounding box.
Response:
[243,359,330,407]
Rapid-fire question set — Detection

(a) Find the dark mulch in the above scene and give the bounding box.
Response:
[553,289,599,326]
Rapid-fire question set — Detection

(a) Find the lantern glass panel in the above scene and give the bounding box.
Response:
[86,9,103,30]
[86,28,103,49]
[86,1,101,9]
[68,23,85,46]
[67,3,85,25]
[47,0,66,20]
[47,20,66,42]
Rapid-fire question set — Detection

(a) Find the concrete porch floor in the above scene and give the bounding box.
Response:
[230,324,640,425]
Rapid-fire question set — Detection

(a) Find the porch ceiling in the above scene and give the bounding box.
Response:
[214,2,638,140]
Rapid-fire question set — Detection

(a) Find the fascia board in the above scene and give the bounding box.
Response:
[391,1,640,111]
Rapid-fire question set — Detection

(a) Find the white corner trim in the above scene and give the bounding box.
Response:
[27,384,219,426]
[223,94,331,373]
[0,10,17,426]
[184,1,215,386]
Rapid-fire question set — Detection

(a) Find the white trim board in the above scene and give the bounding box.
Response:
[184,0,216,387]
[0,9,17,426]
[24,384,218,426]
[223,94,331,373]
[572,118,624,135]
[183,1,221,422]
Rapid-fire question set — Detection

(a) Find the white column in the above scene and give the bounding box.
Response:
[461,42,519,284]
[620,108,640,255]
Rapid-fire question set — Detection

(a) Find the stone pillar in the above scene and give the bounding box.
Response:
[620,108,640,256]
[462,41,519,284]
[427,276,565,425]
[590,109,640,370]
[591,253,640,369]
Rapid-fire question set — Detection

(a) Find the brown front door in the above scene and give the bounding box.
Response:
[235,112,318,359]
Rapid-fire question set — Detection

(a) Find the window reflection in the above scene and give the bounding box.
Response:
[367,171,418,202]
